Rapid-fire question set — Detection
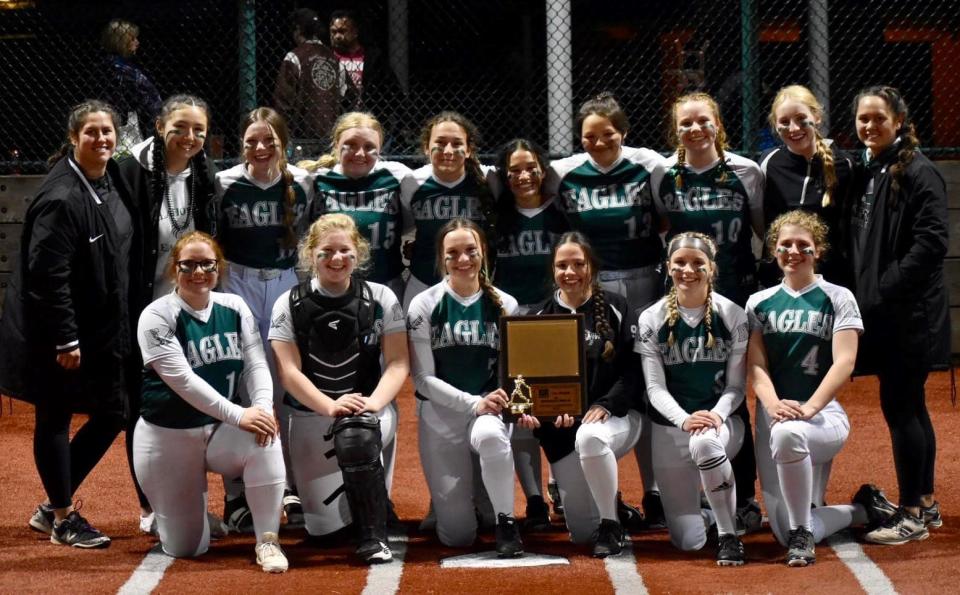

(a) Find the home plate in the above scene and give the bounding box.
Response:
[440,551,569,568]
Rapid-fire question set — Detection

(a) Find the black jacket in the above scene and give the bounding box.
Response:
[116,140,217,313]
[0,156,140,413]
[759,145,855,288]
[848,147,950,374]
[531,290,635,463]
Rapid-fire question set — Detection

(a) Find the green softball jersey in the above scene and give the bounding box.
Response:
[635,292,748,427]
[215,163,313,269]
[403,164,497,286]
[545,146,665,271]
[138,292,272,429]
[653,152,764,302]
[314,160,414,283]
[407,282,518,411]
[494,199,569,306]
[745,276,862,403]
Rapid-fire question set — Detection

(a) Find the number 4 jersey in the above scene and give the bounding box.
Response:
[745,276,863,403]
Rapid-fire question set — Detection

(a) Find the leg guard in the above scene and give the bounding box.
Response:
[332,413,389,544]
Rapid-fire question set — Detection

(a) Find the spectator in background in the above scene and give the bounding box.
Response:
[274,8,353,155]
[329,10,406,150]
[100,19,162,155]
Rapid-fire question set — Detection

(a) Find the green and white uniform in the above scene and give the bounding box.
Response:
[133,291,284,557]
[494,198,568,309]
[653,152,764,306]
[314,160,414,294]
[746,276,863,545]
[401,164,498,306]
[635,292,748,550]
[407,280,519,547]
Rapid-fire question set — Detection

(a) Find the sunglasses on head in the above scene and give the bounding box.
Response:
[176,259,218,274]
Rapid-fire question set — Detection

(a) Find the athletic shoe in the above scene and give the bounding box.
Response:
[736,501,763,536]
[642,491,667,530]
[921,501,942,529]
[716,533,745,566]
[786,527,816,567]
[255,532,288,573]
[29,503,54,535]
[357,539,393,564]
[50,511,111,549]
[852,484,898,529]
[864,507,929,545]
[282,489,305,529]
[522,495,552,532]
[224,494,254,533]
[547,481,564,517]
[592,518,624,558]
[208,512,228,540]
[139,512,157,535]
[419,501,437,531]
[617,492,646,532]
[495,513,523,558]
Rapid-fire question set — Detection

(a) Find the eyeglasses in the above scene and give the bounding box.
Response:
[176,259,218,274]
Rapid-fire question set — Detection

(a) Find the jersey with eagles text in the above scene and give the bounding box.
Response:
[494,199,568,306]
[545,146,664,271]
[314,160,414,283]
[745,276,862,403]
[653,152,764,304]
[215,163,313,269]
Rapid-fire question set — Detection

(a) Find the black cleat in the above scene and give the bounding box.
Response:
[852,484,897,529]
[642,491,667,530]
[593,518,624,558]
[522,495,552,532]
[716,533,745,566]
[495,513,523,558]
[786,527,815,567]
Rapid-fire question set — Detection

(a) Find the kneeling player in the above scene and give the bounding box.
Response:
[270,214,409,563]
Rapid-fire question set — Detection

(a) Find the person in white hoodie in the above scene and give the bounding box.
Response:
[117,93,218,534]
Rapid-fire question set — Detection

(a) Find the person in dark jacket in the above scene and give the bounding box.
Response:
[0,100,140,548]
[518,232,641,558]
[116,93,218,534]
[99,19,162,152]
[848,86,948,545]
[759,85,856,288]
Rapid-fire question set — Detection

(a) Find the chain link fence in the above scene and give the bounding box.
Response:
[1,0,958,174]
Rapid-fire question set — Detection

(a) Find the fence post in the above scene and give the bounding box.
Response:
[238,0,257,115]
[388,0,410,95]
[808,0,830,134]
[740,0,758,154]
[546,0,573,155]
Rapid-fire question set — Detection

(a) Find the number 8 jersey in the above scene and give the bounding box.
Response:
[745,276,863,403]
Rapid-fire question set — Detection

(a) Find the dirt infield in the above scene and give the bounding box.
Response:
[0,372,956,594]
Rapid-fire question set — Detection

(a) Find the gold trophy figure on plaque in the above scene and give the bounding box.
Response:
[508,375,533,415]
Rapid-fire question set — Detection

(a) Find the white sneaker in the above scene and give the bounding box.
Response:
[256,532,289,573]
[139,512,157,535]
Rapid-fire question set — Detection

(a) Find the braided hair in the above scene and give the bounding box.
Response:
[420,111,498,249]
[551,231,615,361]
[242,107,298,249]
[435,217,504,315]
[670,92,730,191]
[769,85,837,207]
[664,231,719,349]
[151,95,213,234]
[854,85,920,206]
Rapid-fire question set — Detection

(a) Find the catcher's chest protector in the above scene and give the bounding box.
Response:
[290,279,381,397]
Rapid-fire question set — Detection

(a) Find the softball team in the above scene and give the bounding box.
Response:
[8,80,949,569]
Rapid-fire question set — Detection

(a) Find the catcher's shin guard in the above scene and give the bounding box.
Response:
[332,413,389,543]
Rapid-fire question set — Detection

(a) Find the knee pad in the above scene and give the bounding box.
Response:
[688,433,724,466]
[769,423,808,463]
[332,413,382,469]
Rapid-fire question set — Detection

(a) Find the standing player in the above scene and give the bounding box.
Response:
[215,107,313,530]
[118,94,218,533]
[652,92,764,532]
[543,92,665,526]
[636,232,748,566]
[270,214,408,563]
[518,232,641,557]
[493,138,569,530]
[746,211,879,566]
[134,232,287,572]
[849,86,947,544]
[407,218,522,556]
[402,112,498,309]
[759,85,855,287]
